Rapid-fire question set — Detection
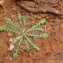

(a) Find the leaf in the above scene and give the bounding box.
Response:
[25,40,30,52]
[27,33,49,38]
[13,36,22,44]
[25,36,40,51]
[22,16,27,25]
[0,26,6,31]
[27,19,46,32]
[38,19,46,25]
[27,34,41,38]
[12,36,23,59]
[18,14,27,25]
[15,36,23,53]
[18,13,22,25]
[18,13,21,20]
[6,27,16,33]
[25,44,30,52]
[41,33,49,38]
[5,18,14,25]
[32,25,42,31]
[12,52,18,59]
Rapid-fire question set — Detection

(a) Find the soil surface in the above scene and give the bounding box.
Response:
[0,0,63,63]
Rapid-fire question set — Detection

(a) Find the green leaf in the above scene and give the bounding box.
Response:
[5,18,14,25]
[18,13,22,25]
[13,36,23,59]
[0,26,6,31]
[12,52,18,59]
[18,14,27,25]
[13,36,22,44]
[25,36,40,51]
[27,33,49,38]
[41,33,49,38]
[25,40,30,52]
[27,34,40,38]
[32,25,42,31]
[27,19,46,32]
[22,16,27,25]
[5,17,22,33]
[38,18,46,25]
[6,27,15,33]
[25,44,30,52]
[18,13,21,20]
[15,36,23,53]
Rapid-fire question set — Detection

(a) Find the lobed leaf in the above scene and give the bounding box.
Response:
[32,25,42,31]
[25,36,40,51]
[27,34,41,38]
[5,18,20,31]
[25,40,30,52]
[40,33,49,38]
[0,26,6,31]
[18,13,22,25]
[22,16,27,25]
[5,18,14,25]
[18,14,27,26]
[27,19,46,32]
[38,19,46,25]
[13,36,22,44]
[27,33,49,38]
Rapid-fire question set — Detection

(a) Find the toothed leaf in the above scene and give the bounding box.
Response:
[27,34,40,38]
[5,18,14,25]
[25,36,40,51]
[38,19,46,25]
[27,19,46,32]
[18,14,27,25]
[27,33,49,38]
[18,13,22,25]
[13,36,22,44]
[25,40,30,52]
[32,25,42,31]
[22,16,27,25]
[41,33,49,38]
[0,26,6,31]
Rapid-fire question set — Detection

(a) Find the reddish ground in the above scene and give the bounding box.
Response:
[0,0,63,63]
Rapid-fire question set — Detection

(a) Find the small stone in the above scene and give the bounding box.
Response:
[9,44,15,50]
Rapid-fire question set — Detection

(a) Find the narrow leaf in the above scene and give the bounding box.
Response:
[32,25,42,31]
[22,16,27,25]
[25,40,30,52]
[0,26,6,31]
[41,33,49,38]
[27,19,46,32]
[13,52,18,59]
[5,18,14,25]
[25,44,30,52]
[18,13,22,25]
[38,19,46,25]
[18,14,27,25]
[15,36,23,53]
[27,34,40,38]
[25,36,40,51]
[13,36,22,44]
